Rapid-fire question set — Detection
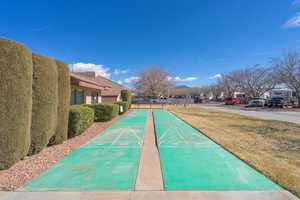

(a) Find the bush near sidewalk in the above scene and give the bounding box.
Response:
[114,102,129,114]
[49,60,70,145]
[68,105,94,138]
[86,103,119,121]
[0,38,32,169]
[28,53,58,155]
[121,90,132,108]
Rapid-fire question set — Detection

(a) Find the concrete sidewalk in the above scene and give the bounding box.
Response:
[135,110,164,190]
[0,190,298,200]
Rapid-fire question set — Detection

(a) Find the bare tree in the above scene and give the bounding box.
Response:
[239,65,278,98]
[273,50,300,105]
[197,85,214,98]
[189,87,202,96]
[134,66,172,97]
[217,71,243,97]
[211,66,277,99]
[209,83,223,99]
[168,86,201,97]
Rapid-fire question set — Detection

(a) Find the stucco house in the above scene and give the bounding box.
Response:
[70,73,110,105]
[74,71,129,103]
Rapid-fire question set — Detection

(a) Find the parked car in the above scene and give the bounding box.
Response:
[271,88,296,106]
[248,98,267,107]
[150,97,168,103]
[268,97,288,108]
[159,97,168,103]
[224,97,241,105]
[150,98,159,103]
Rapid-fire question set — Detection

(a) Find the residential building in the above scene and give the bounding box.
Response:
[70,73,110,105]
[74,71,129,103]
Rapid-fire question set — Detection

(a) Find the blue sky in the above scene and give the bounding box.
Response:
[1,0,300,87]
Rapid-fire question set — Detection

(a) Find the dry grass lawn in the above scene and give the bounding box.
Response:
[167,105,300,197]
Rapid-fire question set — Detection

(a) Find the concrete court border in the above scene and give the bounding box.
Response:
[0,190,298,200]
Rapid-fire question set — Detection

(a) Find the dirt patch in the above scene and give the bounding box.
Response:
[236,124,300,135]
[270,122,300,132]
[234,124,300,151]
[0,111,129,191]
[239,126,284,134]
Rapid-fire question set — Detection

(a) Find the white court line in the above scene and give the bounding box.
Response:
[158,127,174,146]
[128,127,143,147]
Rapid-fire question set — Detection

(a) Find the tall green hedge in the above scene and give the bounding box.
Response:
[0,38,32,169]
[121,90,132,108]
[49,60,70,145]
[86,103,119,121]
[68,105,94,138]
[28,53,58,155]
[114,101,129,114]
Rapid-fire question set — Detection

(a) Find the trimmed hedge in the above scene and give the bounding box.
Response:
[121,90,132,108]
[49,60,70,145]
[114,101,129,114]
[86,103,119,121]
[28,53,58,155]
[68,105,94,138]
[0,38,32,169]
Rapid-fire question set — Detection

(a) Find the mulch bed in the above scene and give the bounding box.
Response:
[0,112,129,191]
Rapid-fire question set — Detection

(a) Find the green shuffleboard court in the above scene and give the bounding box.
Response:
[21,109,148,191]
[152,109,281,190]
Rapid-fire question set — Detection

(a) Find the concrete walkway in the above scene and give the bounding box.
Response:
[135,110,164,190]
[0,190,298,200]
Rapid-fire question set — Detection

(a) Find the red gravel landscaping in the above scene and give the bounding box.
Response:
[0,112,129,191]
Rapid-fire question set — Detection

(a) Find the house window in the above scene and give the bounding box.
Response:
[70,89,85,104]
[71,89,76,104]
[91,91,100,104]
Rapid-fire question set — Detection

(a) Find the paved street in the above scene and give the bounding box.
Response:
[200,104,300,124]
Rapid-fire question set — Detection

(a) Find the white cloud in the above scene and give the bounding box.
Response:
[283,13,300,28]
[184,77,198,81]
[70,62,111,78]
[113,69,128,75]
[209,74,222,79]
[167,76,198,82]
[123,76,140,84]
